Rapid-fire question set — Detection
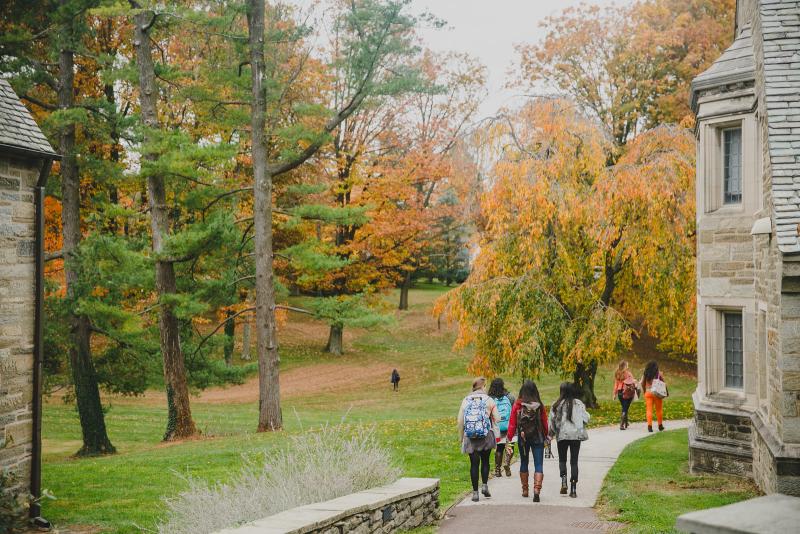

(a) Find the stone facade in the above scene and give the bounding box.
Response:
[0,153,38,491]
[690,0,800,496]
[216,478,439,534]
[0,78,55,506]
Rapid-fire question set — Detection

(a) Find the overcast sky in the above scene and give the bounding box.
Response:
[412,0,632,119]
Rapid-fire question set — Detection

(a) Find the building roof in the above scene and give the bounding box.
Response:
[759,0,800,255]
[0,79,57,158]
[690,24,755,110]
[691,1,800,255]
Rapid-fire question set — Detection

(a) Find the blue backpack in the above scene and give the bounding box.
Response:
[495,395,512,433]
[463,395,490,439]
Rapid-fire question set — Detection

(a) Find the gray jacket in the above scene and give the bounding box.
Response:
[548,399,590,441]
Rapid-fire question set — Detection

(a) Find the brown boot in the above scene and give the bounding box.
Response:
[503,444,514,477]
[520,472,529,498]
[533,472,544,502]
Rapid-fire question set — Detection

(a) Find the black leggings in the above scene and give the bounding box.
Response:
[557,440,581,482]
[469,449,491,490]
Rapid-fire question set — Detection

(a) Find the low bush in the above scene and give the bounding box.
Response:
[157,425,400,534]
[0,470,28,534]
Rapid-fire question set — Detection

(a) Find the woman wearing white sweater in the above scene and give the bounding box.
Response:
[548,382,590,498]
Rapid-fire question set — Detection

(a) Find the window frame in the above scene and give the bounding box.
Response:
[699,114,759,215]
[703,303,751,399]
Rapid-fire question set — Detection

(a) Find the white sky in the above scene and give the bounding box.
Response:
[412,0,632,119]
[290,0,632,120]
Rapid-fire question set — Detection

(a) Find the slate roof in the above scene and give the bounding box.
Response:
[690,24,755,110]
[691,1,800,255]
[759,0,800,255]
[0,78,57,158]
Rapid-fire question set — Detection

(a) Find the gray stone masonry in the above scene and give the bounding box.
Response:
[214,478,439,534]
[676,494,800,533]
[0,152,38,493]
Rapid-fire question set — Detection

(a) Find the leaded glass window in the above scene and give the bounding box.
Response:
[723,128,742,204]
[724,311,743,389]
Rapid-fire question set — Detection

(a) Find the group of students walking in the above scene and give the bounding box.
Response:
[457,360,668,503]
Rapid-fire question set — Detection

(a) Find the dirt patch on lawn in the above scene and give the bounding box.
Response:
[86,360,394,406]
[197,361,391,404]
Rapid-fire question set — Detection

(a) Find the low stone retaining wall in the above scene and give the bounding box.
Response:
[215,477,439,534]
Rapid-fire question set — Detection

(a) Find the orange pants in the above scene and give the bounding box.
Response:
[644,391,663,426]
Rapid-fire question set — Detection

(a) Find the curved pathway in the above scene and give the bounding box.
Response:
[440,419,691,533]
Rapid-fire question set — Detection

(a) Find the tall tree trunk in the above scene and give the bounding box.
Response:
[133,9,198,441]
[325,325,344,356]
[573,359,599,409]
[223,310,235,367]
[240,321,251,360]
[248,0,282,432]
[399,270,411,310]
[58,41,115,456]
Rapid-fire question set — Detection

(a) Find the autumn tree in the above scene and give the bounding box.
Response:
[436,99,695,406]
[361,51,484,309]
[515,0,735,144]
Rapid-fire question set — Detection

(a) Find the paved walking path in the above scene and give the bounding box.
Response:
[440,419,691,533]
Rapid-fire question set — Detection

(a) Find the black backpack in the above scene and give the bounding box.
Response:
[518,402,544,444]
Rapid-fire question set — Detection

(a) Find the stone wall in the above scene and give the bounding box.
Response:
[0,152,38,493]
[690,399,754,478]
[215,478,439,534]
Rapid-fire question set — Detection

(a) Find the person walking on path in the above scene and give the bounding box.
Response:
[612,360,638,430]
[390,369,400,391]
[506,379,548,502]
[487,378,516,478]
[549,382,590,499]
[641,360,669,433]
[457,377,501,502]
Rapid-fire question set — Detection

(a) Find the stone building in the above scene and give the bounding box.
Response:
[0,78,56,511]
[690,0,800,495]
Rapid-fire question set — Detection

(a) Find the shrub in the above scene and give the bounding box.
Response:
[0,469,28,534]
[157,425,400,534]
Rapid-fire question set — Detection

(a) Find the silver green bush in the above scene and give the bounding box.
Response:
[156,425,400,534]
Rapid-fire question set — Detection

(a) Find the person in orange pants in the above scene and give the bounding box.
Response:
[641,361,667,432]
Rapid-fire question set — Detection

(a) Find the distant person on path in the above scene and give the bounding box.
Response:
[549,382,590,498]
[487,378,516,477]
[457,377,500,502]
[613,360,638,430]
[506,379,548,502]
[641,360,669,432]
[390,369,400,391]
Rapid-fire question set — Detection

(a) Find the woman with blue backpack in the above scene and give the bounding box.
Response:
[487,378,515,477]
[506,379,549,502]
[457,377,501,502]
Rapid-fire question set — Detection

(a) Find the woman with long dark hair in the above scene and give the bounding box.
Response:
[549,382,590,498]
[457,377,501,502]
[488,378,516,477]
[641,361,668,432]
[506,379,548,502]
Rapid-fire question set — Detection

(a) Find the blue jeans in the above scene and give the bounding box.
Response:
[618,391,633,414]
[518,440,544,474]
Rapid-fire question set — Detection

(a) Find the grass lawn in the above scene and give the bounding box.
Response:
[41,285,700,533]
[597,429,759,533]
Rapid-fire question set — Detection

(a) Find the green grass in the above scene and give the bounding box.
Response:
[597,429,759,533]
[41,284,700,533]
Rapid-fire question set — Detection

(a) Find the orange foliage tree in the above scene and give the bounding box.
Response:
[436,99,696,406]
